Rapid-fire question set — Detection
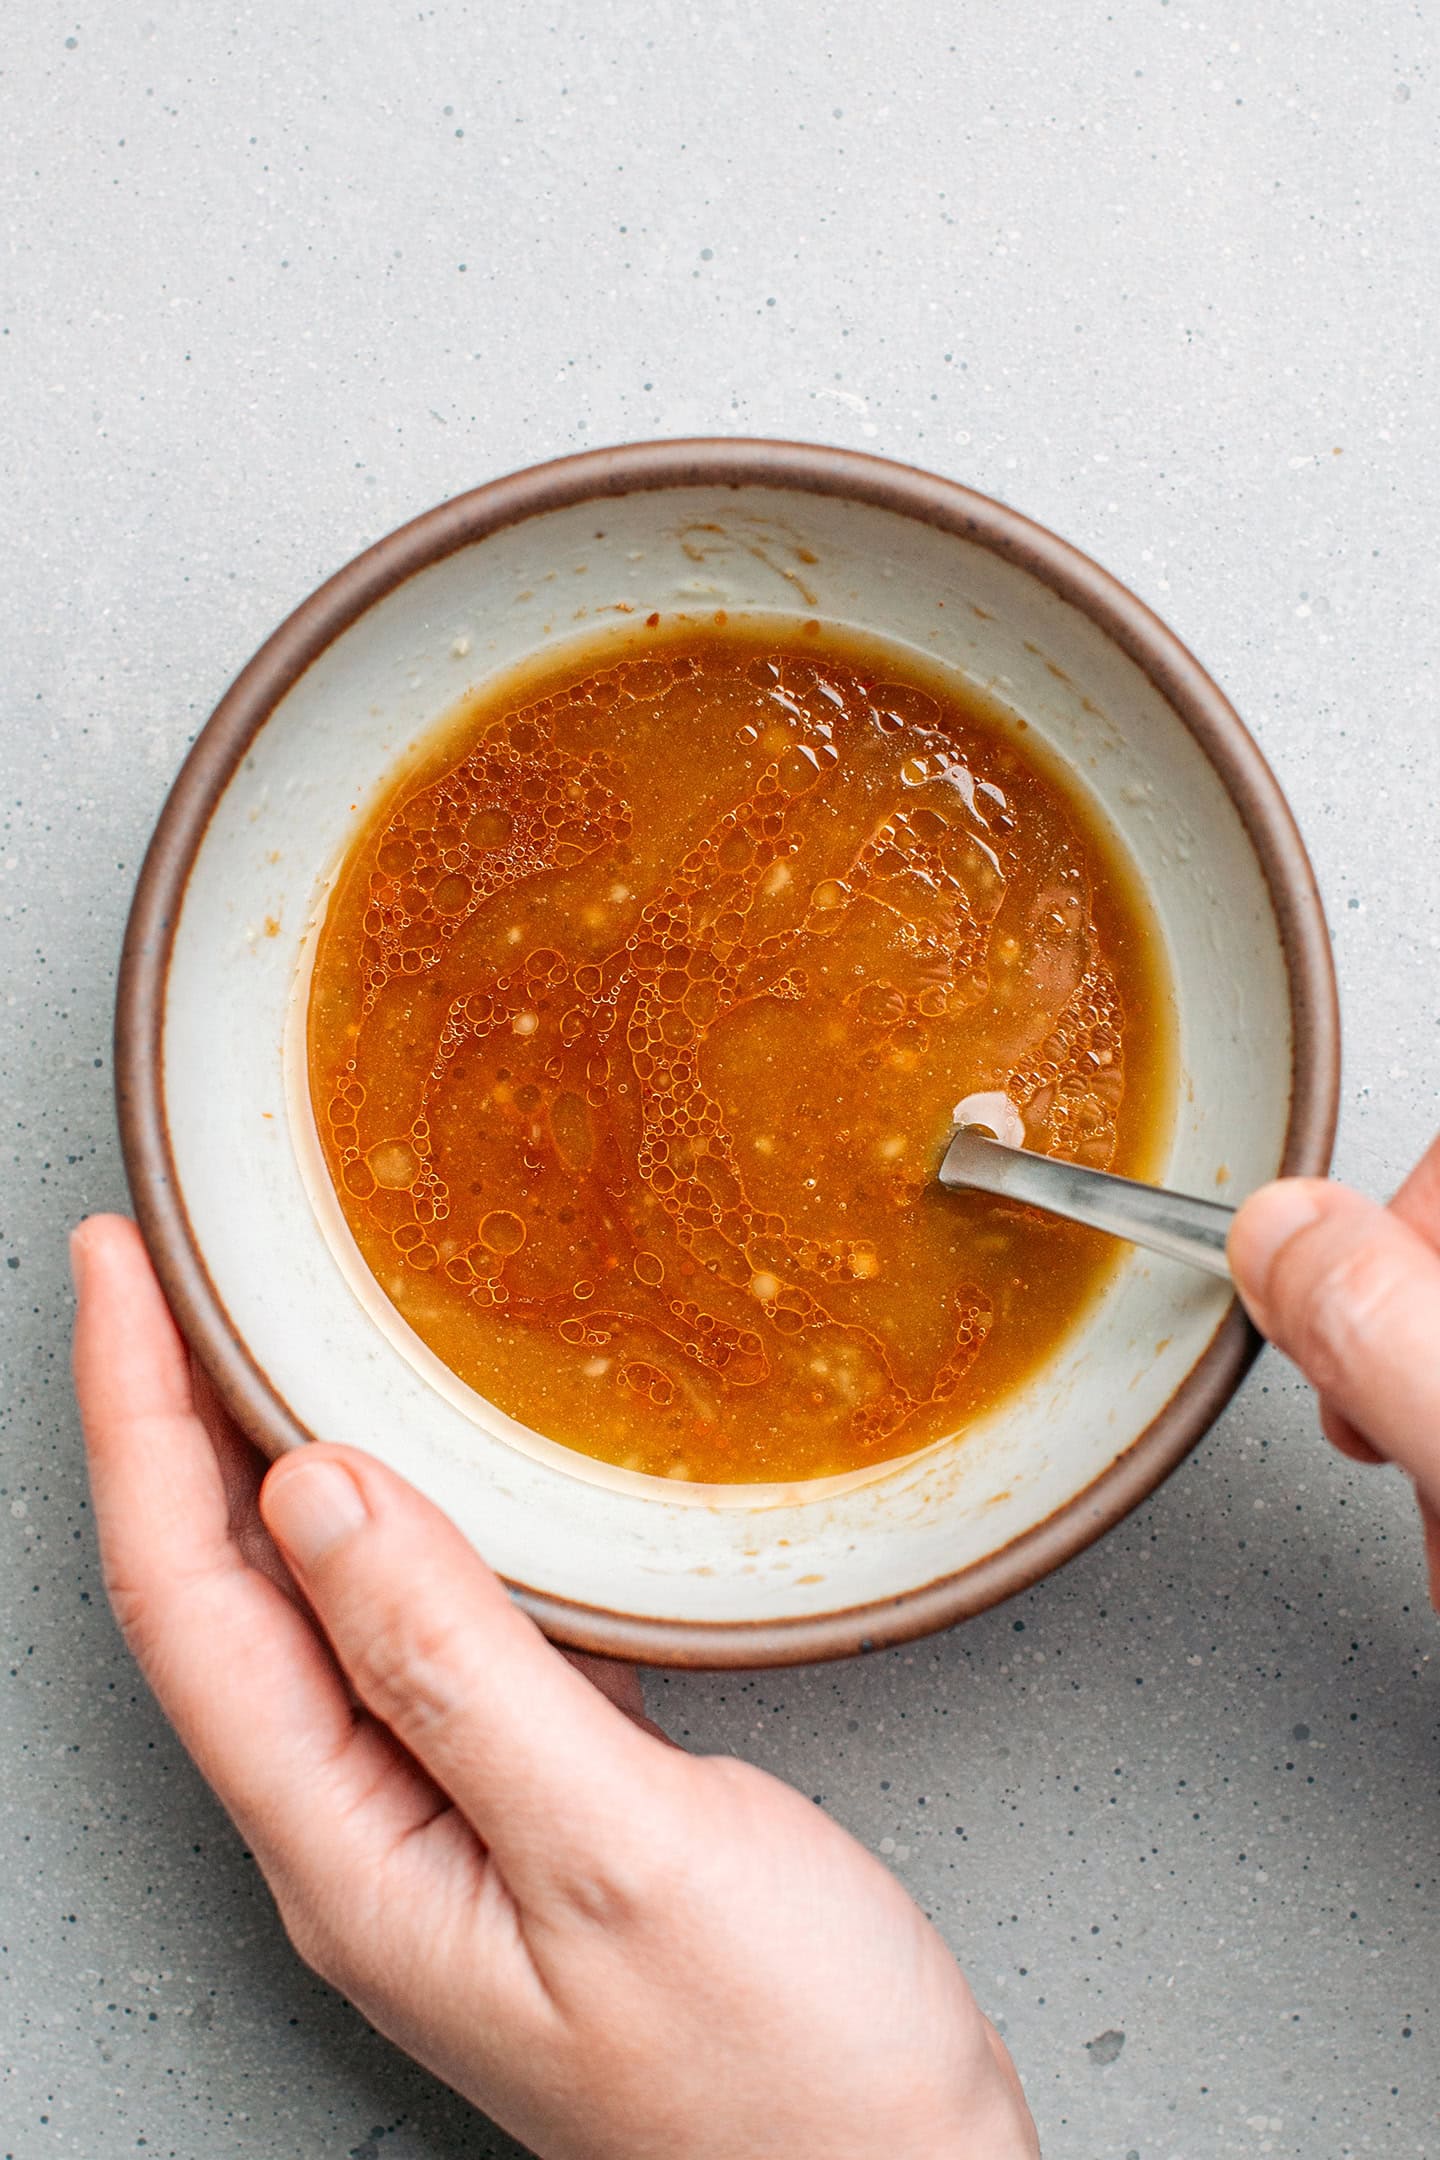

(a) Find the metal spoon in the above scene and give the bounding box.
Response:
[938,1123,1235,1282]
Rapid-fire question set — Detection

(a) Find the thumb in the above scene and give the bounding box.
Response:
[259,1444,676,1907]
[1229,1178,1440,1514]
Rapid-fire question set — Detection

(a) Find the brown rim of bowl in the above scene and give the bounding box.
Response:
[115,438,1340,1669]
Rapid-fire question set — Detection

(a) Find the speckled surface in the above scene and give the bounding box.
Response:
[3,4,1437,2155]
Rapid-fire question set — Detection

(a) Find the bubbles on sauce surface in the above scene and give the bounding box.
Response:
[310,633,1165,1483]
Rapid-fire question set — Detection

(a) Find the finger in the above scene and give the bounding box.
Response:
[1228,1181,1440,1508]
[260,1444,680,1905]
[561,1651,673,1744]
[1262,1137,1440,1470]
[72,1218,444,1880]
[563,1651,676,1747]
[562,1650,646,1720]
[1319,1397,1384,1467]
[189,1351,303,1600]
[1389,1129,1440,1244]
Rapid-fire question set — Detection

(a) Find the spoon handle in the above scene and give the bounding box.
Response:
[938,1127,1235,1282]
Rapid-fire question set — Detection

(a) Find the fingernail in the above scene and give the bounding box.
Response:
[265,1458,368,1569]
[68,1221,92,1292]
[1229,1179,1325,1320]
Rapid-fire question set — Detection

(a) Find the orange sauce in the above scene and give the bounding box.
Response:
[307,623,1172,1483]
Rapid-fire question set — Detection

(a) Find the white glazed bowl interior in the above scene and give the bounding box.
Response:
[159,480,1295,1647]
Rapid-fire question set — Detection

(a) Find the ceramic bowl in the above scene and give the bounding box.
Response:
[116,440,1339,1666]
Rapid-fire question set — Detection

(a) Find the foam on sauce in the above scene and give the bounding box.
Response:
[308,623,1173,1483]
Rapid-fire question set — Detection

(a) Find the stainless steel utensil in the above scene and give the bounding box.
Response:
[938,1125,1235,1281]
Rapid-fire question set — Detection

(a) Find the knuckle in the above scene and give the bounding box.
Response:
[345,1605,471,1744]
[554,1771,699,1932]
[553,1855,650,1931]
[559,1834,695,1939]
[101,1567,165,1667]
[276,1890,357,1992]
[272,1866,389,2003]
[1279,1234,1411,1397]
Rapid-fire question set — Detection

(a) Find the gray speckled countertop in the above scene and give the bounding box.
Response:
[3,5,1438,2155]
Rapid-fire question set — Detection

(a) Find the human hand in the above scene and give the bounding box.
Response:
[1228,1132,1440,1606]
[71,1216,1038,2160]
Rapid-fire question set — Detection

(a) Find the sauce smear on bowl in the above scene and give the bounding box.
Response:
[307,624,1172,1483]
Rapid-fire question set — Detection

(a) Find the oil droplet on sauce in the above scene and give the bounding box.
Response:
[308,624,1172,1482]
